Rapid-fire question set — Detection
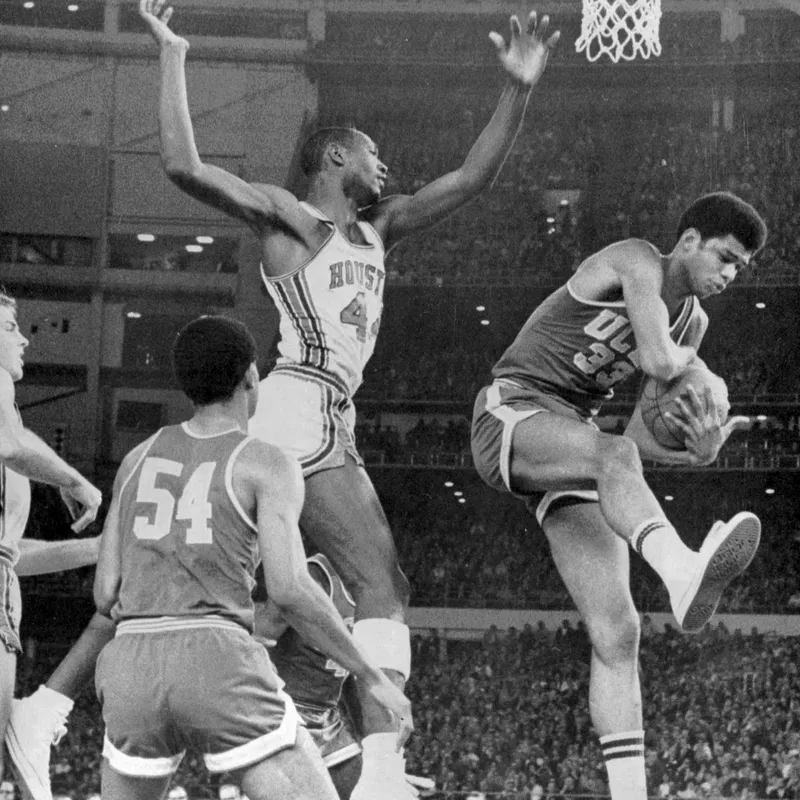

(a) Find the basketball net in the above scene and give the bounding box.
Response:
[575,0,662,63]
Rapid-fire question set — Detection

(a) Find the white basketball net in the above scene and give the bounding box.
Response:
[575,0,662,63]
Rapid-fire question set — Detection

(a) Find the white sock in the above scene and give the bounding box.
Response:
[600,730,647,800]
[360,732,405,778]
[36,685,74,715]
[630,518,696,585]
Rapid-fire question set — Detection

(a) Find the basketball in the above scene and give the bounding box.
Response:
[639,365,730,450]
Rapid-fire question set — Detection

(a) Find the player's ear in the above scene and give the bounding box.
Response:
[328,143,346,168]
[679,227,702,251]
[243,362,259,391]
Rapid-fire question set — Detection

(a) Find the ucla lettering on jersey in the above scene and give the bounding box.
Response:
[493,279,700,416]
[261,202,386,396]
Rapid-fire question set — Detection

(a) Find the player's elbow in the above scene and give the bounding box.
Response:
[161,155,202,184]
[640,353,681,384]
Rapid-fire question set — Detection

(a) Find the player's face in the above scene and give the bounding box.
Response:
[687,233,751,298]
[347,133,387,205]
[0,305,28,382]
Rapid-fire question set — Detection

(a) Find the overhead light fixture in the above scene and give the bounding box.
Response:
[185,244,203,253]
[664,495,674,502]
[765,488,776,495]
[444,481,453,488]
[454,491,463,497]
[480,319,490,326]
[126,311,142,319]
[755,302,765,309]
[0,104,9,113]
[137,233,155,242]
[23,1,34,8]
[67,3,79,10]
[476,305,485,312]
[458,498,466,504]
[196,235,214,244]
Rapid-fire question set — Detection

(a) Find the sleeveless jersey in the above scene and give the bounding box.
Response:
[112,424,260,632]
[261,202,386,396]
[492,279,702,417]
[0,464,29,566]
[0,406,31,566]
[270,553,356,711]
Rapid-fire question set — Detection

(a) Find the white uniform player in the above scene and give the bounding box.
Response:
[250,203,385,475]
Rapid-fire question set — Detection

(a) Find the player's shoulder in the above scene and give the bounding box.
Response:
[115,429,162,487]
[235,437,303,487]
[597,238,662,269]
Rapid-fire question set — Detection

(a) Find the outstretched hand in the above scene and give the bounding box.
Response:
[139,0,188,49]
[665,384,750,466]
[489,10,560,87]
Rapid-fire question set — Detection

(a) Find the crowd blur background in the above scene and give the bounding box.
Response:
[3,0,800,798]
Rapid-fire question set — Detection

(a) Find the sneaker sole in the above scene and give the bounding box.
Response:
[6,723,50,800]
[679,512,761,634]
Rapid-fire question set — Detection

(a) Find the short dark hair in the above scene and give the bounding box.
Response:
[300,127,363,177]
[172,315,256,407]
[676,192,768,254]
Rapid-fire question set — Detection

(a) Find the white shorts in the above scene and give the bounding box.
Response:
[250,364,363,477]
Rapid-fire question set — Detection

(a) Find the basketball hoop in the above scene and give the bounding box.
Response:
[575,0,662,63]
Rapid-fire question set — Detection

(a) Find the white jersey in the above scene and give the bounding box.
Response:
[261,202,386,396]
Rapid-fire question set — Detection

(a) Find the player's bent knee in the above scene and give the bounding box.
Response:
[352,619,411,681]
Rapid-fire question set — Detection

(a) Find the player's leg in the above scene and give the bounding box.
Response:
[0,649,16,779]
[237,728,339,800]
[99,764,170,800]
[541,499,646,800]
[327,755,362,800]
[509,411,760,631]
[301,457,413,800]
[7,612,116,800]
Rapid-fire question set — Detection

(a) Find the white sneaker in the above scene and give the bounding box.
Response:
[6,687,72,800]
[670,511,761,633]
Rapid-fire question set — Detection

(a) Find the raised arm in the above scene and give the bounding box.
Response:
[369,10,559,249]
[608,240,697,383]
[139,0,300,235]
[245,443,413,747]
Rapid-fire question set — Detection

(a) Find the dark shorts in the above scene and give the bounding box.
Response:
[471,380,600,525]
[0,561,22,655]
[296,703,361,768]
[96,618,299,777]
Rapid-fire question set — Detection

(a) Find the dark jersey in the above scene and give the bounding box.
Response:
[112,424,260,632]
[492,279,702,417]
[270,553,356,711]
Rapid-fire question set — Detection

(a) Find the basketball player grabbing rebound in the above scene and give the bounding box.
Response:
[471,192,767,800]
[0,290,102,782]
[256,554,434,800]
[93,315,411,800]
[130,2,558,797]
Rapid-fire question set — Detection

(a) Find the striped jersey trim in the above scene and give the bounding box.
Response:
[115,615,248,637]
[271,363,350,396]
[225,436,258,533]
[272,273,328,371]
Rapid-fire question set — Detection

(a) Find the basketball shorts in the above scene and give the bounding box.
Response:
[249,364,363,477]
[295,702,361,769]
[471,379,599,525]
[0,551,22,655]
[96,617,299,777]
